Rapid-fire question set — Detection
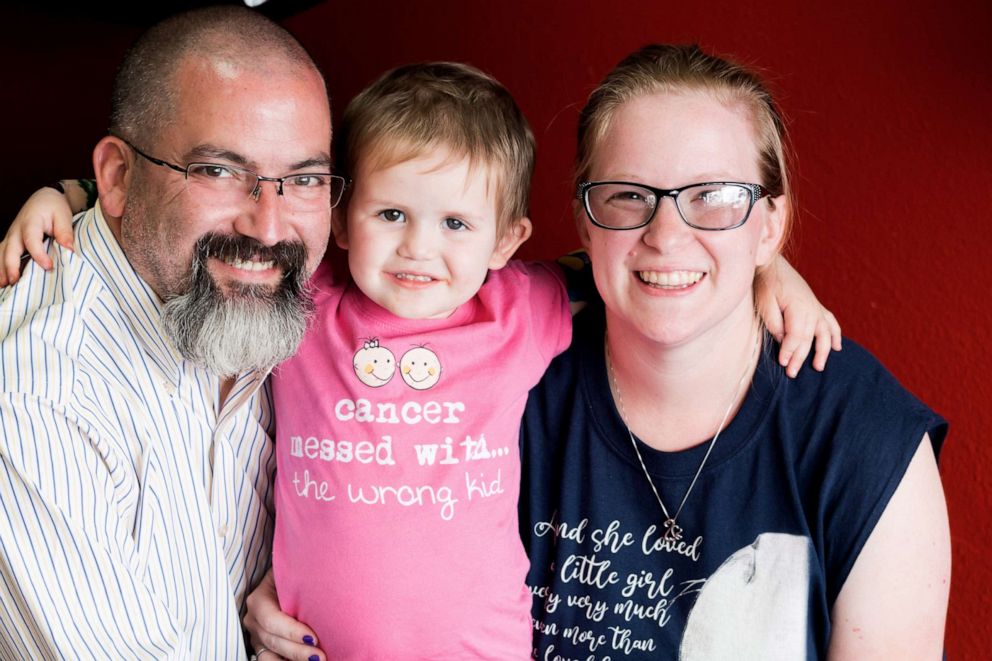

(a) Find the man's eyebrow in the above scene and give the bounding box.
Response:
[185,145,332,172]
[186,144,252,166]
[289,155,333,171]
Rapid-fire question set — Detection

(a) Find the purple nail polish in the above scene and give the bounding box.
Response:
[303,635,315,645]
[308,656,319,661]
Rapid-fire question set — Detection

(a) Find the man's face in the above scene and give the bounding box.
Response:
[120,56,332,374]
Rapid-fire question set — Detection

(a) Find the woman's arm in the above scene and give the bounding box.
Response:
[244,568,325,661]
[827,435,950,660]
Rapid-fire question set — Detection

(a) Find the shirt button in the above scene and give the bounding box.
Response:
[217,524,229,537]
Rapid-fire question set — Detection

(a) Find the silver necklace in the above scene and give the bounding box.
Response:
[606,331,759,543]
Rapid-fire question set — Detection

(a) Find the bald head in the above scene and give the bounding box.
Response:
[110,6,326,146]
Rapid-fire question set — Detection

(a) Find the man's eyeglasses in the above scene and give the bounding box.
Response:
[121,138,347,210]
[577,180,771,231]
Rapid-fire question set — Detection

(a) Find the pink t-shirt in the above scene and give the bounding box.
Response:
[272,260,571,659]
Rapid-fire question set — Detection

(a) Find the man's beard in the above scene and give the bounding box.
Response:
[161,233,314,376]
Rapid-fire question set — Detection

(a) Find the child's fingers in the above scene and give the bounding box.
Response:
[1,238,28,285]
[23,230,54,272]
[811,317,835,371]
[52,221,75,252]
[778,311,814,376]
[824,309,842,351]
[760,298,786,342]
[0,240,10,286]
[785,327,813,378]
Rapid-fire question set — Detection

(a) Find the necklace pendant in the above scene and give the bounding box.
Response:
[662,518,684,542]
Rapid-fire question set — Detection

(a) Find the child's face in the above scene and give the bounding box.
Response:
[336,146,530,319]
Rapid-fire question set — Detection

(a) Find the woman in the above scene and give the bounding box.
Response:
[245,45,949,660]
[520,45,949,659]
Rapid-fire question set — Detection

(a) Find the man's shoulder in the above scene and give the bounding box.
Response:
[0,238,117,402]
[0,236,109,330]
[0,209,114,313]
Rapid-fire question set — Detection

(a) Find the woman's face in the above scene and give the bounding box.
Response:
[578,91,785,348]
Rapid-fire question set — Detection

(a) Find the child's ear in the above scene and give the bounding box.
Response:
[488,216,533,270]
[92,136,133,220]
[331,206,349,250]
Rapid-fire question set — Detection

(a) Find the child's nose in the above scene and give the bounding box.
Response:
[398,222,437,260]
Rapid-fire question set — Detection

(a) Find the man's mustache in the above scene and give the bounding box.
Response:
[194,232,308,283]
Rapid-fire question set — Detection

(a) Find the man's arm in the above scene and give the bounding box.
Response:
[0,397,182,658]
[827,435,950,660]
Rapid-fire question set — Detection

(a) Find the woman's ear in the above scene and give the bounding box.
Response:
[755,195,788,268]
[91,136,133,221]
[331,206,349,250]
[573,199,592,250]
[488,216,533,270]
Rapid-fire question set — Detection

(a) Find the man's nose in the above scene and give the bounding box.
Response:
[236,180,292,246]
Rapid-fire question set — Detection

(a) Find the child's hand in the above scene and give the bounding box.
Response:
[756,256,842,378]
[1,185,76,286]
[244,569,325,661]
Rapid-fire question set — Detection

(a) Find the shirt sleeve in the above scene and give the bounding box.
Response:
[806,344,948,605]
[519,261,572,363]
[0,394,184,659]
[555,250,597,304]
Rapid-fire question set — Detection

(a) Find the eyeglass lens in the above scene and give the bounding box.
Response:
[185,164,346,208]
[586,183,753,230]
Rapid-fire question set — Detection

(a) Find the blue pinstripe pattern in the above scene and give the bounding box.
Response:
[0,206,276,659]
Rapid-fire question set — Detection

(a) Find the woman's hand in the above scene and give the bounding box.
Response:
[756,256,842,377]
[0,184,76,286]
[244,568,325,661]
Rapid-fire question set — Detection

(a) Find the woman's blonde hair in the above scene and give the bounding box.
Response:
[576,44,794,253]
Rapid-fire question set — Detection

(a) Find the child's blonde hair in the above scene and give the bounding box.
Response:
[337,62,535,234]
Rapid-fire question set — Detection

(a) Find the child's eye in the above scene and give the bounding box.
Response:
[443,217,466,231]
[378,209,405,223]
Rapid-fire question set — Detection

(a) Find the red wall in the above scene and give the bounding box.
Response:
[3,0,989,655]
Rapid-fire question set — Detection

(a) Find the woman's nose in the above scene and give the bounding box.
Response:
[642,197,694,250]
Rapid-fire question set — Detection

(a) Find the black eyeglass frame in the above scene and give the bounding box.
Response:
[120,138,349,208]
[577,180,771,232]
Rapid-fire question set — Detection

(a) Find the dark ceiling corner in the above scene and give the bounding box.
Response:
[8,0,328,28]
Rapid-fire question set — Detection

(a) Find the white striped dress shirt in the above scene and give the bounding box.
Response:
[0,205,276,660]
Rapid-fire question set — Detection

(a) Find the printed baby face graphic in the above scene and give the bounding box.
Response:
[353,339,396,387]
[401,346,442,390]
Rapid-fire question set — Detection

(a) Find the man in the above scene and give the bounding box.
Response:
[0,7,335,657]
